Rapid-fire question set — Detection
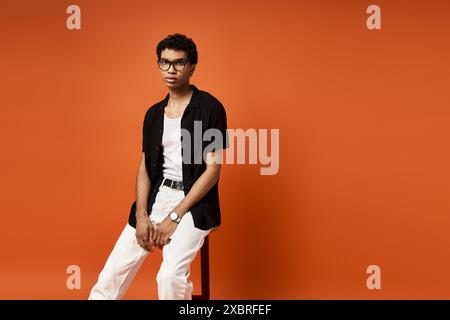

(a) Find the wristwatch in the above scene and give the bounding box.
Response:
[168,211,182,223]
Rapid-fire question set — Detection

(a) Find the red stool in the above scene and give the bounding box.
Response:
[192,227,219,300]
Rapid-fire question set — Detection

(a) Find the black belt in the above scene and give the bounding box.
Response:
[163,178,184,190]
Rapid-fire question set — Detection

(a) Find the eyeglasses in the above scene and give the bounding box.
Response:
[157,58,190,71]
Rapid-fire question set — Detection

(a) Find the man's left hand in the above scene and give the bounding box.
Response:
[152,215,179,249]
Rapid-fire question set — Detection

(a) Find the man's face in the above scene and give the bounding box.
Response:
[158,48,195,89]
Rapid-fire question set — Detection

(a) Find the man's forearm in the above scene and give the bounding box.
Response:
[135,156,151,219]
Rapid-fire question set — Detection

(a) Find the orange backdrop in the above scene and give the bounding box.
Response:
[1,0,449,299]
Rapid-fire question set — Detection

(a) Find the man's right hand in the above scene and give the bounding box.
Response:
[136,212,154,252]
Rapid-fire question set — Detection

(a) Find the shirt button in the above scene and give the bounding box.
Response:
[152,163,156,167]
[155,146,159,150]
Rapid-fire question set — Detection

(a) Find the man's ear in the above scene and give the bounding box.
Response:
[190,64,196,73]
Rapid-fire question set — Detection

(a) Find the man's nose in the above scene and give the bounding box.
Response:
[168,64,177,73]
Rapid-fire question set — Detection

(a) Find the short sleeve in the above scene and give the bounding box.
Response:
[207,103,229,152]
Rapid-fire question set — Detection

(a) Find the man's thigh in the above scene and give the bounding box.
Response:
[160,211,211,272]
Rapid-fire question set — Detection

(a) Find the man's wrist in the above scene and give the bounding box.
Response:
[136,209,148,219]
[168,210,183,223]
[173,204,188,218]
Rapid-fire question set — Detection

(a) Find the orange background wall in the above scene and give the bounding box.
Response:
[1,0,449,299]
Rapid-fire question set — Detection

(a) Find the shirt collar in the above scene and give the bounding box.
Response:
[158,84,200,112]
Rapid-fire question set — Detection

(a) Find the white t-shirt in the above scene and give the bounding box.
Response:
[162,113,183,181]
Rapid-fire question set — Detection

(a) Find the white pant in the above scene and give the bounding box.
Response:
[88,178,211,300]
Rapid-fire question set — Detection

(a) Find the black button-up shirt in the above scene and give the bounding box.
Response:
[127,84,229,231]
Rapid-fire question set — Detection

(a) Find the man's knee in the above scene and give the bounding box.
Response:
[156,267,187,286]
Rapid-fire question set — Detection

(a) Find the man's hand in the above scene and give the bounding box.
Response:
[152,215,179,249]
[135,213,154,252]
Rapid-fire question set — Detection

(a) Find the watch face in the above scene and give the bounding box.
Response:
[170,212,178,220]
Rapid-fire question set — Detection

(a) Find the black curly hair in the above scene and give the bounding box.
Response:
[156,33,198,65]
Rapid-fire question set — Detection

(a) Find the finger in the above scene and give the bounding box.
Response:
[137,233,146,248]
[156,232,163,246]
[154,228,161,245]
[153,230,158,245]
[146,235,153,251]
[148,226,154,245]
[151,227,158,242]
[156,230,164,244]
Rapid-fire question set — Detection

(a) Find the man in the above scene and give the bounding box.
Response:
[88,33,229,300]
